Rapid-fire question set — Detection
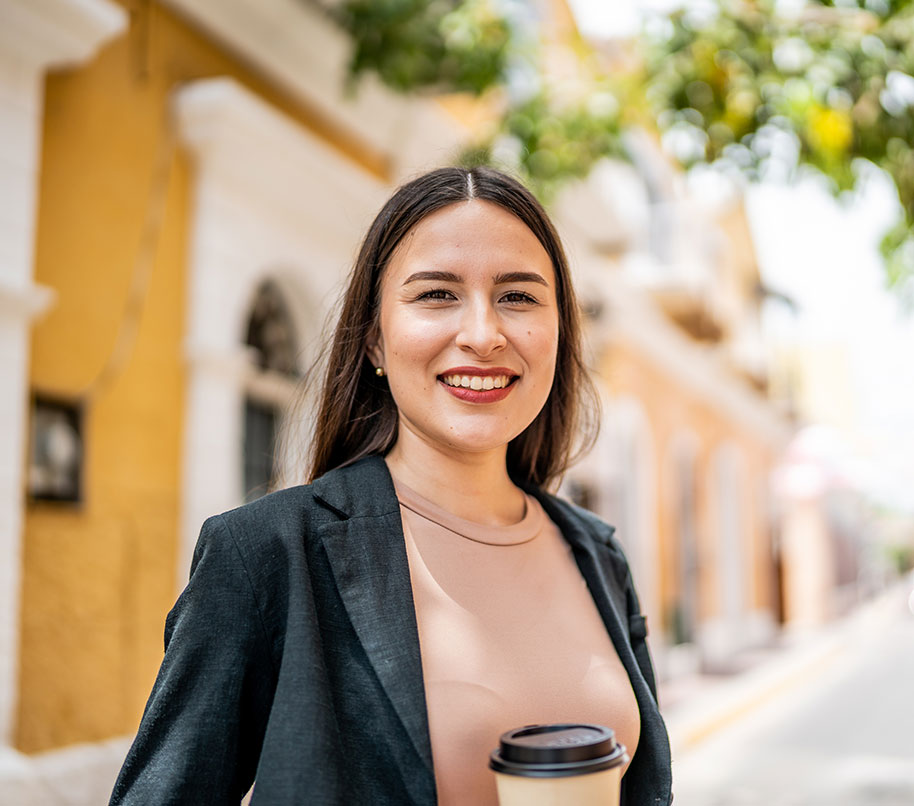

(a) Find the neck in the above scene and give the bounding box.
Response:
[384,436,526,527]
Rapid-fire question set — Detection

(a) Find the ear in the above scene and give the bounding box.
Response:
[366,332,385,370]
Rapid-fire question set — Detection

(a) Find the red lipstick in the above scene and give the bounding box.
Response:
[437,367,518,404]
[440,366,517,376]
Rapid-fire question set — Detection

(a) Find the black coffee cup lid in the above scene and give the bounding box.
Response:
[489,723,628,778]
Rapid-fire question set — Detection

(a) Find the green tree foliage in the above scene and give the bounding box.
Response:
[329,0,914,290]
[464,84,626,201]
[334,0,511,95]
[644,0,914,291]
[316,0,626,198]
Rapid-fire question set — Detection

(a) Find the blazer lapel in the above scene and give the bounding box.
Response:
[312,458,434,780]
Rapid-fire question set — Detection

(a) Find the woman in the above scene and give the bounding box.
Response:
[110,166,672,805]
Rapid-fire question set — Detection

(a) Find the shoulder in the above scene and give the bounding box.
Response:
[528,486,616,545]
[528,487,633,576]
[183,486,316,593]
[202,455,397,554]
[184,456,398,611]
[542,492,615,540]
[209,484,316,541]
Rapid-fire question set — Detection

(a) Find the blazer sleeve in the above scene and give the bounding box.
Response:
[110,514,277,805]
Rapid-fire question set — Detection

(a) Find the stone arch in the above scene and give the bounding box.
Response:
[243,278,300,375]
[232,265,324,376]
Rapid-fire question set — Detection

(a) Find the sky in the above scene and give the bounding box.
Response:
[569,0,914,511]
[567,0,681,38]
[747,175,914,511]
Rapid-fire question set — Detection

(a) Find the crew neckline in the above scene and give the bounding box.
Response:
[393,478,544,547]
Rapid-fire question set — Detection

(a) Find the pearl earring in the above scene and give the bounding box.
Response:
[375,367,386,377]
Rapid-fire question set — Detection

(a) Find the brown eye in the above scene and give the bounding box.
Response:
[416,289,456,301]
[501,291,538,305]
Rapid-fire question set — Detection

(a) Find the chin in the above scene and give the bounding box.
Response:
[439,426,531,455]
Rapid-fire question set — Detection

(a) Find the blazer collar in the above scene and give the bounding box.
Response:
[311,457,435,795]
[311,455,402,519]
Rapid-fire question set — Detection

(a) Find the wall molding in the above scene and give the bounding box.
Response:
[161,0,462,181]
[0,281,55,322]
[0,0,125,69]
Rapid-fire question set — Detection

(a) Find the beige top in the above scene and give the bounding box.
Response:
[394,479,640,806]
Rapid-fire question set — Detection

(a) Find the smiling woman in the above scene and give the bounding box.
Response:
[109,167,673,806]
[367,199,560,510]
[310,167,595,491]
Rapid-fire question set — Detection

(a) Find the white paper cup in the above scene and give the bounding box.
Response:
[489,724,628,806]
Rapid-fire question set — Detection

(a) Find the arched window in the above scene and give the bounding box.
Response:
[242,280,300,502]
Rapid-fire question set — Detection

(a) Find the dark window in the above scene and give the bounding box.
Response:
[242,281,299,502]
[243,399,278,503]
[28,396,84,503]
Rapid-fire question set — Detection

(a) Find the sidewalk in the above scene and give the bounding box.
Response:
[0,736,130,806]
[658,582,907,758]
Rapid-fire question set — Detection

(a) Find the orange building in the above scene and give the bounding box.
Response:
[553,155,791,676]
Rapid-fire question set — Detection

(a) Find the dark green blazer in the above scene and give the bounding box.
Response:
[110,456,672,805]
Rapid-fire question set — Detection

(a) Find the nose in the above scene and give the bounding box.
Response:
[455,299,507,356]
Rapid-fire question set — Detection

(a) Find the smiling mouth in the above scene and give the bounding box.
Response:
[440,374,517,391]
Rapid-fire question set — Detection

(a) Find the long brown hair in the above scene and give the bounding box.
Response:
[304,166,597,489]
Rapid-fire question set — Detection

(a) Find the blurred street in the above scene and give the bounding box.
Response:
[668,582,914,806]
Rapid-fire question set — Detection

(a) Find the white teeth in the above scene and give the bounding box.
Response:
[441,374,512,390]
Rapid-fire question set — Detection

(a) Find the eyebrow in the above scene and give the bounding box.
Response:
[402,270,550,287]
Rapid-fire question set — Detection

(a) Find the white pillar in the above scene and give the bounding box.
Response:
[700,442,749,668]
[0,0,126,747]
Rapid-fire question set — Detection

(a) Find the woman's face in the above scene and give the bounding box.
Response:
[369,200,559,461]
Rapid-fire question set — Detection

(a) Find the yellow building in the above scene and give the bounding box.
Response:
[1,0,793,800]
[1,0,463,798]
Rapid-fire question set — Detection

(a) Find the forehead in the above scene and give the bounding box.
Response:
[386,200,556,283]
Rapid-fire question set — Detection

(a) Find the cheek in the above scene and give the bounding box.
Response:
[380,312,451,376]
[523,321,559,372]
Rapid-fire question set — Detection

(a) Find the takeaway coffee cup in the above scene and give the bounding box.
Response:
[489,723,628,806]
